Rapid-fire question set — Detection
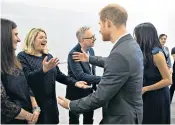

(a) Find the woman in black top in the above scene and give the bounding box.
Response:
[170,47,175,102]
[1,83,36,124]
[1,19,40,124]
[134,23,172,124]
[17,28,88,124]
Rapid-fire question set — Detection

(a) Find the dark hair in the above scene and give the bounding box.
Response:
[159,34,167,39]
[1,18,21,74]
[134,22,162,65]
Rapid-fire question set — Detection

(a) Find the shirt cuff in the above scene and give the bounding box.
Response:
[68,101,71,110]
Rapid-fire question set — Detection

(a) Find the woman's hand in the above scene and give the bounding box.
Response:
[43,56,59,73]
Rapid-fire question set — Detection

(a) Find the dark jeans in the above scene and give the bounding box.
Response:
[170,75,175,102]
[69,111,94,124]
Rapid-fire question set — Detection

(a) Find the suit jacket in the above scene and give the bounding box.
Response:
[66,43,101,100]
[69,34,144,124]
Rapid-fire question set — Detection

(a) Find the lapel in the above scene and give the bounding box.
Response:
[76,43,92,74]
[111,34,133,53]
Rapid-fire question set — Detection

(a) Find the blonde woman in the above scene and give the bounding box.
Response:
[17,28,88,124]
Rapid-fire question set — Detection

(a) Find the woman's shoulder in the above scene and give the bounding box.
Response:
[151,47,163,55]
[17,51,29,58]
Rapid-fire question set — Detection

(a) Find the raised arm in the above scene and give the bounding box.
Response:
[89,56,107,68]
[68,53,101,85]
[72,48,106,68]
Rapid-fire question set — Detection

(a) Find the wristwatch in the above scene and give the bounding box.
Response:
[33,106,41,112]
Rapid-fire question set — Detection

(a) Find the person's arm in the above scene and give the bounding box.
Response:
[56,66,77,86]
[30,96,38,108]
[1,83,33,123]
[29,96,40,124]
[29,88,40,114]
[56,66,89,89]
[69,52,129,113]
[17,53,46,82]
[15,109,33,121]
[68,53,101,85]
[89,56,107,68]
[72,48,106,68]
[143,52,172,94]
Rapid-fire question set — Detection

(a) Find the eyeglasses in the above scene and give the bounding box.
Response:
[82,34,96,41]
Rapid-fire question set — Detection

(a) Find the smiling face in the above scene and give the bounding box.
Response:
[33,31,47,53]
[81,29,96,48]
[12,27,20,50]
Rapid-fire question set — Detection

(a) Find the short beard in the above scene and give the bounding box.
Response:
[102,32,111,41]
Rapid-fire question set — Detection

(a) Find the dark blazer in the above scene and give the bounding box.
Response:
[69,34,144,124]
[66,43,101,100]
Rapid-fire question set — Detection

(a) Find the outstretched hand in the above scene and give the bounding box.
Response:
[57,96,70,109]
[75,81,90,89]
[43,56,59,73]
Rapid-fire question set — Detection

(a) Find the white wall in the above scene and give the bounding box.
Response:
[1,0,175,64]
[1,0,175,123]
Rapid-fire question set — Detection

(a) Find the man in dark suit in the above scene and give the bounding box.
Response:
[66,26,101,124]
[58,4,143,124]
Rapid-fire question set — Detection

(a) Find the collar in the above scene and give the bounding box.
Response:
[113,33,129,46]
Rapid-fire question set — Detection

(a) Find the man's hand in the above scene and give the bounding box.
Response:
[57,96,70,109]
[75,81,89,89]
[72,48,89,62]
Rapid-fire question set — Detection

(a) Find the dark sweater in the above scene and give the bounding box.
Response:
[1,69,32,124]
[17,51,76,124]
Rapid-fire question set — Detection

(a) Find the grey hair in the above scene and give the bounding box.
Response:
[76,26,90,42]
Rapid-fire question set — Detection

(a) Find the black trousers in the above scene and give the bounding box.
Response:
[69,110,94,124]
[170,75,175,102]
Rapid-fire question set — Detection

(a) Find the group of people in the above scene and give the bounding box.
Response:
[1,20,88,124]
[1,3,174,124]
